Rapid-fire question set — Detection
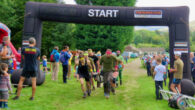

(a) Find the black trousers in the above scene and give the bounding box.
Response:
[155,81,163,99]
[146,66,151,76]
[192,69,195,84]
[62,65,69,83]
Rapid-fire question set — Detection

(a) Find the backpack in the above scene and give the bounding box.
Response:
[50,53,56,62]
[60,52,66,64]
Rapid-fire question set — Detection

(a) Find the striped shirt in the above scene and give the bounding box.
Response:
[0,75,12,91]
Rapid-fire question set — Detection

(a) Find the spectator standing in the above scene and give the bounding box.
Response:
[13,37,40,100]
[153,58,166,100]
[169,52,184,93]
[50,46,60,81]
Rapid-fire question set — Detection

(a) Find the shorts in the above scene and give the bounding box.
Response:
[113,78,117,83]
[21,70,37,78]
[172,78,181,84]
[79,74,90,82]
[0,91,9,100]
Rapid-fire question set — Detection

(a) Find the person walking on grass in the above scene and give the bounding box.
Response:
[169,52,184,93]
[100,49,120,99]
[13,37,40,100]
[51,46,60,81]
[83,51,96,90]
[88,49,99,90]
[153,57,166,100]
[116,50,124,86]
[60,46,71,83]
[0,63,12,108]
[77,52,93,98]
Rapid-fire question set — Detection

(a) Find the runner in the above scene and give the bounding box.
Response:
[100,49,120,99]
[84,51,96,90]
[88,49,99,90]
[96,51,102,88]
[67,52,73,79]
[169,52,184,93]
[116,50,124,86]
[77,52,93,98]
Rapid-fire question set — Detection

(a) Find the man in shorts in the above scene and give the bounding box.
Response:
[13,37,40,100]
[169,52,184,93]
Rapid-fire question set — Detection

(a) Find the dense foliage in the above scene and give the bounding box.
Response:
[133,29,169,51]
[75,0,136,53]
[0,0,136,56]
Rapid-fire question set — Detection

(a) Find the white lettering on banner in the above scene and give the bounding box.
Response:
[88,9,119,18]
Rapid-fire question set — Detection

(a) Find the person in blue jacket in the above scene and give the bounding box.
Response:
[60,46,71,83]
[51,46,60,81]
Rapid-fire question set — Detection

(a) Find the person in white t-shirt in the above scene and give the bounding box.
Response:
[153,57,166,100]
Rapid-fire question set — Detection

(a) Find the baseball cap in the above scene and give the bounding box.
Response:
[106,50,112,55]
[174,51,181,57]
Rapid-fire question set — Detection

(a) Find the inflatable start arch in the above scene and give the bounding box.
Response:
[17,2,192,86]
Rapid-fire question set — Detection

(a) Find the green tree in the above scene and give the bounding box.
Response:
[75,0,136,53]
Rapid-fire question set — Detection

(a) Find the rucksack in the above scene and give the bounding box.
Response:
[50,53,56,62]
[60,52,66,64]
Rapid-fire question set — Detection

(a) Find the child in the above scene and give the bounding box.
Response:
[0,63,12,108]
[42,55,48,73]
[153,57,166,100]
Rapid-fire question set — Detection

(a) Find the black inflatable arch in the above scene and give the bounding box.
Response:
[20,2,191,85]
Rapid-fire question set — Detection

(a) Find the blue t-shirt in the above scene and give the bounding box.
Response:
[152,60,157,67]
[43,59,47,67]
[22,46,40,71]
[154,64,166,81]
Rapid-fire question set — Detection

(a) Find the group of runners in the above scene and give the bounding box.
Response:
[2,37,126,103]
[142,52,184,100]
[56,48,125,98]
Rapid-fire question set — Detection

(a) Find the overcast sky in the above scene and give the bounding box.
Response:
[64,0,195,21]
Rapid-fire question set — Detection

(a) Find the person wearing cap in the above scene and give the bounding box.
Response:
[116,50,125,86]
[169,52,184,93]
[100,49,120,99]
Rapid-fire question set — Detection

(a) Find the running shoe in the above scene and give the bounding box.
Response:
[104,93,110,99]
[29,97,34,101]
[12,96,19,100]
[83,93,87,98]
[87,90,91,96]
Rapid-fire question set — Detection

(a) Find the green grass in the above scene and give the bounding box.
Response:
[8,59,193,110]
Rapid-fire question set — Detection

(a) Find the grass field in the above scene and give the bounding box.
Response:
[8,59,193,110]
